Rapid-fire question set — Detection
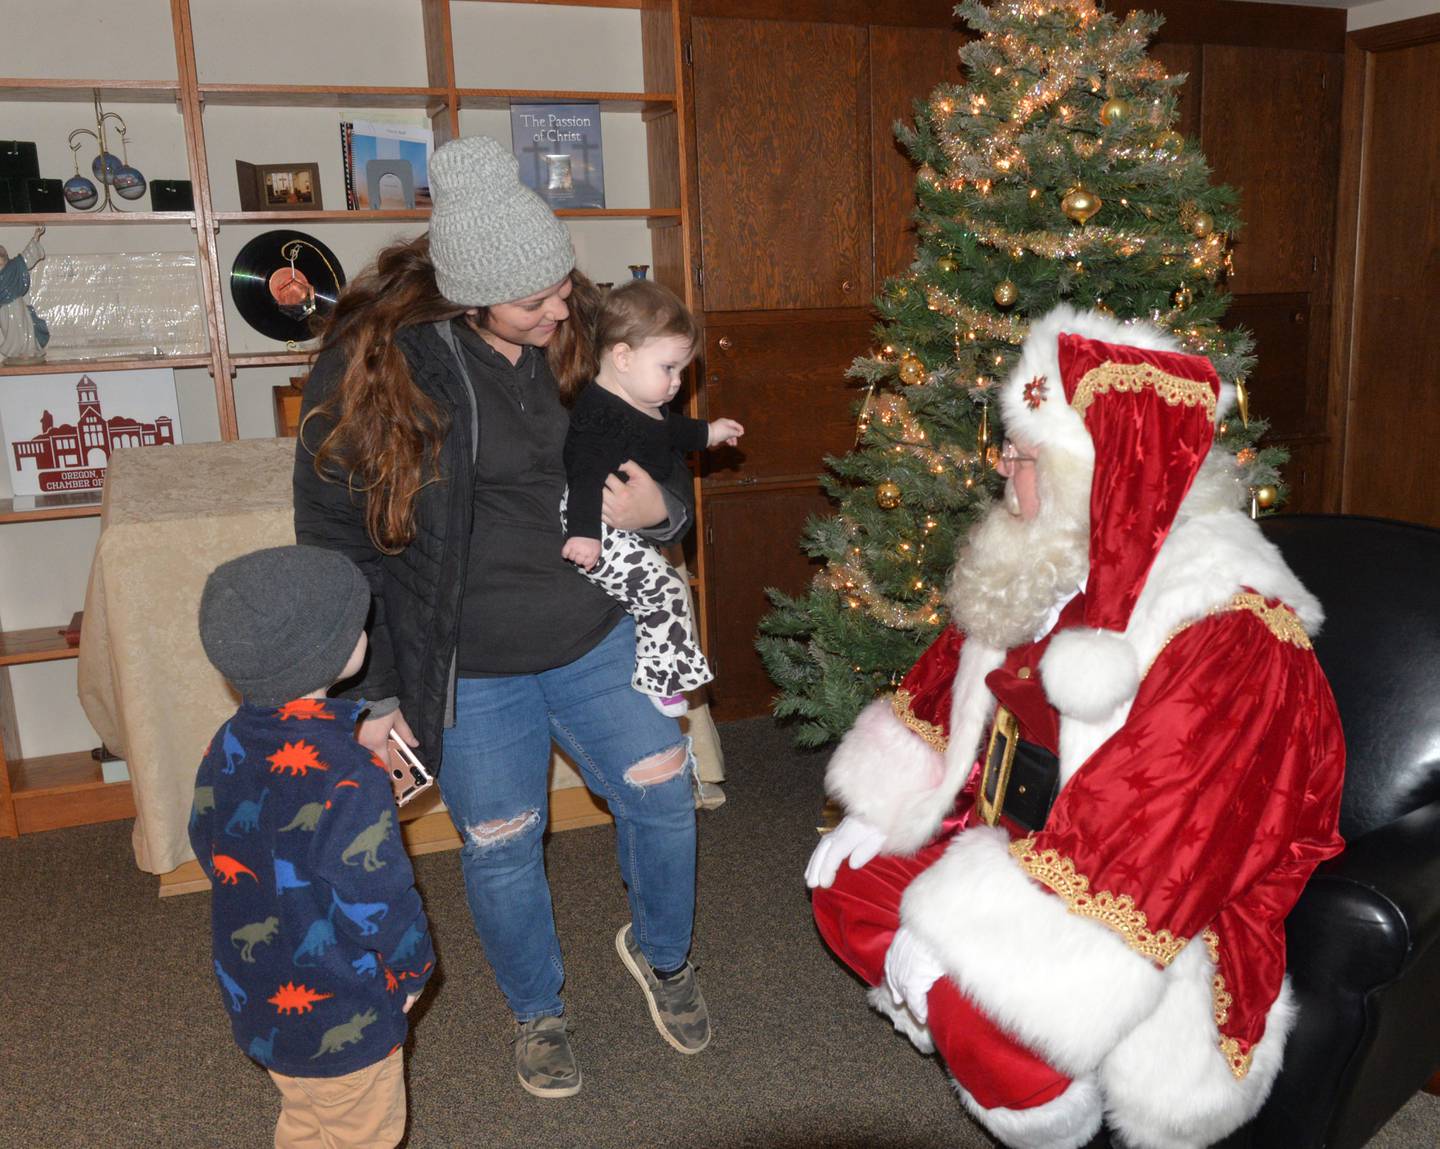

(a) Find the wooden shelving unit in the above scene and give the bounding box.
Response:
[0,0,702,838]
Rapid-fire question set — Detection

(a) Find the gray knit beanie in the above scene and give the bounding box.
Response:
[199,545,372,708]
[429,135,575,307]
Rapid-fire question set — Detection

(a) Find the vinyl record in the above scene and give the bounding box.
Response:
[230,230,346,343]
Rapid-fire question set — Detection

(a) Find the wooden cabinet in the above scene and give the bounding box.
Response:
[0,0,700,836]
[691,16,872,312]
[701,484,832,719]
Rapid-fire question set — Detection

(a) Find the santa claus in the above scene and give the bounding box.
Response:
[807,305,1345,1149]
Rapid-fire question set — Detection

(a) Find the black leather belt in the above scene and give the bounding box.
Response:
[977,706,1060,833]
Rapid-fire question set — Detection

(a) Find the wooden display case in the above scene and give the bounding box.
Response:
[0,0,704,837]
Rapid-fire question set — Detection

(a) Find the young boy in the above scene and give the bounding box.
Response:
[190,544,434,1149]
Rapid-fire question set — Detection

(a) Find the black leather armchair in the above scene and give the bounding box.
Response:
[1221,514,1440,1148]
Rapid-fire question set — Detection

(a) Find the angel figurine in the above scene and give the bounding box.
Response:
[0,226,51,365]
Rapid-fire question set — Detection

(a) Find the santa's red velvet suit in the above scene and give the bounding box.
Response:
[810,307,1345,1149]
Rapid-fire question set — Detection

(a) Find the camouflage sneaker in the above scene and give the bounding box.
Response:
[615,923,711,1054]
[512,1014,581,1098]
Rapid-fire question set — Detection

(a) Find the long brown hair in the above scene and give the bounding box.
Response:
[301,235,600,553]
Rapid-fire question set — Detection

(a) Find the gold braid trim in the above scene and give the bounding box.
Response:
[891,690,948,753]
[1008,839,1187,966]
[1203,927,1253,1080]
[1145,592,1312,675]
[1069,361,1217,422]
[1229,592,1312,649]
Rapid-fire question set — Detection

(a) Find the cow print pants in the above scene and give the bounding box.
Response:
[561,495,713,698]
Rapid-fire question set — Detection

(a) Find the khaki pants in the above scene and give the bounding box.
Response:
[268,1047,406,1149]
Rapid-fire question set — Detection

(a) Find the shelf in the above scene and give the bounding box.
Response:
[558,207,680,219]
[213,209,429,224]
[0,627,79,667]
[0,496,102,524]
[0,212,196,226]
[197,83,449,109]
[8,751,134,835]
[231,350,315,368]
[458,89,675,113]
[211,208,677,223]
[454,0,643,7]
[0,354,212,377]
[0,78,181,103]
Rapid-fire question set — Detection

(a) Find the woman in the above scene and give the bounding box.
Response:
[293,135,708,1099]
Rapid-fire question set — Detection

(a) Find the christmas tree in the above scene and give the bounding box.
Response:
[758,0,1286,747]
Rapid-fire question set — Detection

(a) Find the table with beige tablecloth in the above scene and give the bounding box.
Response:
[77,437,725,877]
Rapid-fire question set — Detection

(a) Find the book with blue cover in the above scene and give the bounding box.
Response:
[340,120,434,211]
[509,102,605,209]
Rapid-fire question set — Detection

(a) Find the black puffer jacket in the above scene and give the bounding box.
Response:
[293,320,693,768]
[294,322,478,766]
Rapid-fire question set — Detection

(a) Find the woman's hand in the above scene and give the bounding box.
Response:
[601,460,667,531]
[357,708,418,758]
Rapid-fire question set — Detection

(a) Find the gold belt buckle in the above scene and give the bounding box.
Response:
[977,705,1019,827]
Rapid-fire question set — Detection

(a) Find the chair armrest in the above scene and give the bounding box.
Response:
[1284,797,1440,992]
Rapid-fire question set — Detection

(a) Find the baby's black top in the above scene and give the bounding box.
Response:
[562,383,709,540]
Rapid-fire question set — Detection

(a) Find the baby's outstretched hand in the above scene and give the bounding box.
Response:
[708,418,745,448]
[562,536,602,570]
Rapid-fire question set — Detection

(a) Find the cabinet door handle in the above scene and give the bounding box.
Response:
[842,279,855,293]
[717,336,733,351]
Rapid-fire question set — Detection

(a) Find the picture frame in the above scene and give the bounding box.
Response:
[236,160,323,212]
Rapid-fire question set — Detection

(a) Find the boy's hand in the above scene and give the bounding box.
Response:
[707,418,745,448]
[562,536,603,570]
[358,709,417,759]
[404,992,421,1014]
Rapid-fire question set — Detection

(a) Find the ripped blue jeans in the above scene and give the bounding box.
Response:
[439,615,697,1022]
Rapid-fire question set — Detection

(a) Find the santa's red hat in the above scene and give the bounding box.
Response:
[999,306,1229,721]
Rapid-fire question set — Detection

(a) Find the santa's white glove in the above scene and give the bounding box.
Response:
[805,815,887,889]
[883,925,945,1024]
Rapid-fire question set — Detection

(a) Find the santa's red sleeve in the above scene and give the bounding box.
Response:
[900,598,1345,1088]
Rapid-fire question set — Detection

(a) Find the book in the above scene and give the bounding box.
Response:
[340,120,434,211]
[509,102,605,209]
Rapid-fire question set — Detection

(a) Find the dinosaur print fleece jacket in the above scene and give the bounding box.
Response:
[189,696,435,1078]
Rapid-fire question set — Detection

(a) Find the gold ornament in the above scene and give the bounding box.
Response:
[937,255,959,275]
[1172,284,1193,309]
[993,279,1018,308]
[1158,130,1185,151]
[977,402,992,462]
[876,482,903,510]
[1234,377,1251,427]
[1061,186,1103,225]
[1255,484,1278,509]
[1191,211,1214,238]
[1099,97,1128,126]
[898,354,926,386]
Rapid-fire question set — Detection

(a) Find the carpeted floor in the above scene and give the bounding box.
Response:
[1,716,1435,1149]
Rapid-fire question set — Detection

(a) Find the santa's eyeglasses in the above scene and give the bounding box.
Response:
[994,440,1038,478]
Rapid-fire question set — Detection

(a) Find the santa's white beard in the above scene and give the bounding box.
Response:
[946,452,1091,651]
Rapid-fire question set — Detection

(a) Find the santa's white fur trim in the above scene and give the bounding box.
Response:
[1000,306,1180,454]
[865,985,935,1054]
[901,826,1164,1076]
[1040,627,1140,722]
[1099,941,1296,1149]
[953,1075,1104,1149]
[826,640,1006,854]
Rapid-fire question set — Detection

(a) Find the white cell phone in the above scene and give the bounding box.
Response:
[387,729,433,807]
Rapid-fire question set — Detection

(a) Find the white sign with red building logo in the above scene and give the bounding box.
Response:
[0,369,180,500]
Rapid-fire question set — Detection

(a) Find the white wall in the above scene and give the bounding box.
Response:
[0,1,653,758]
[1349,0,1440,29]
